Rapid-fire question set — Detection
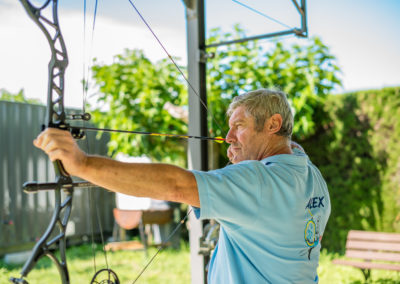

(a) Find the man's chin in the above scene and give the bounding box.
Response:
[231,156,243,164]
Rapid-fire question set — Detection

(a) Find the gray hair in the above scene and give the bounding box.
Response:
[227,89,293,138]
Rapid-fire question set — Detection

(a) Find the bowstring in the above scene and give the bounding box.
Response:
[83,1,98,275]
[126,0,226,138]
[231,0,294,30]
[123,1,226,282]
[83,1,228,282]
[83,0,112,279]
[83,0,98,115]
[132,208,193,283]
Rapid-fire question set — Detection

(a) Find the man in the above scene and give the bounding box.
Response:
[34,89,330,283]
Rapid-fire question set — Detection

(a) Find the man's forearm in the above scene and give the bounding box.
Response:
[32,128,200,206]
[80,155,200,207]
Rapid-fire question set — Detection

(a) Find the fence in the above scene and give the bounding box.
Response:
[0,101,114,255]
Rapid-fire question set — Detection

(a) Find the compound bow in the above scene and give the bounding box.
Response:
[10,0,223,283]
[10,0,119,283]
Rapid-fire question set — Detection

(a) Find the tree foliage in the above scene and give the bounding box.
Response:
[86,27,399,254]
[90,49,187,165]
[89,27,342,166]
[206,26,342,165]
[302,87,400,252]
[0,89,41,104]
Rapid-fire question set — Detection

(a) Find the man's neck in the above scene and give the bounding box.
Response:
[262,137,292,159]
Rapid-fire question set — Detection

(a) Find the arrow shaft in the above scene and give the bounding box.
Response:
[74,126,226,143]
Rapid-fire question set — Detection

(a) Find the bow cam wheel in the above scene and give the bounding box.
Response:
[90,268,120,284]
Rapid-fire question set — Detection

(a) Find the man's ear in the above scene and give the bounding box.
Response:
[266,114,283,134]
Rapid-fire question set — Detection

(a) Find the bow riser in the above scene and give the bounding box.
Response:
[11,1,73,283]
[20,0,70,176]
[19,0,69,128]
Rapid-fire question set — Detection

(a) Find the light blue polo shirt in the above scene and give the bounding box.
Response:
[192,149,330,283]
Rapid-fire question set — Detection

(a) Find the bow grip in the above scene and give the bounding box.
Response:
[54,160,70,178]
[41,123,72,179]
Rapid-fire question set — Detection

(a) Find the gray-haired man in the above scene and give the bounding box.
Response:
[34,89,330,283]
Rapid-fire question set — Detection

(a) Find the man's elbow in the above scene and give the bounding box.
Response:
[173,171,200,207]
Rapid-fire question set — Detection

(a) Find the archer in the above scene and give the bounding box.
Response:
[34,89,330,283]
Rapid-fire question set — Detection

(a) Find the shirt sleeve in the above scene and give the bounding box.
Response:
[192,161,266,228]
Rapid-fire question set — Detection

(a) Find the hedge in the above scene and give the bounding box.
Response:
[302,87,400,251]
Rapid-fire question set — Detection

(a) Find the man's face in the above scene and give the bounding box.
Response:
[226,106,269,164]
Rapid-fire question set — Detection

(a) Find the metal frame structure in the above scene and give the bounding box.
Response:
[183,1,307,283]
[10,0,307,283]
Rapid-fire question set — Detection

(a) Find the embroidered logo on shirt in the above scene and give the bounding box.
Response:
[305,196,324,209]
[304,217,319,248]
[301,196,324,260]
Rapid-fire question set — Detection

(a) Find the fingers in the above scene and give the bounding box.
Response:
[46,148,69,162]
[34,128,70,146]
[34,129,73,157]
[33,128,86,176]
[34,128,76,161]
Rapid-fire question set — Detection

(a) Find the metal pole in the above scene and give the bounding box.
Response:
[184,0,208,283]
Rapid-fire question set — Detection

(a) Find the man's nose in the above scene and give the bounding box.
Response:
[225,129,235,144]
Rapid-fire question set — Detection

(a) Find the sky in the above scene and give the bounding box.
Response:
[0,0,399,108]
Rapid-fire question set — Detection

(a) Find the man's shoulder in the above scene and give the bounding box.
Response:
[222,160,273,177]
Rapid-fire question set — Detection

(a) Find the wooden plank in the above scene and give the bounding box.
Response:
[142,209,173,225]
[105,240,144,252]
[346,250,400,262]
[348,230,400,242]
[346,240,400,252]
[332,259,400,271]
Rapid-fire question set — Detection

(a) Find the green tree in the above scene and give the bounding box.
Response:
[0,88,41,104]
[303,87,400,251]
[206,26,342,166]
[90,49,188,165]
[89,27,341,167]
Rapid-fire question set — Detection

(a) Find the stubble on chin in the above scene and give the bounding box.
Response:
[231,153,243,164]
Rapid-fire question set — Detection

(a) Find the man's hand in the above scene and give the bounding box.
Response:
[33,128,87,176]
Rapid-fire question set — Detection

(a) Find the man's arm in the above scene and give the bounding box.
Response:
[34,128,200,207]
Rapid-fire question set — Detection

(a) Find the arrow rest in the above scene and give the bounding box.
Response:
[41,123,86,140]
[70,126,86,139]
[67,113,92,139]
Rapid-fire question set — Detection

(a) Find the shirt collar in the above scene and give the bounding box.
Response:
[260,149,308,166]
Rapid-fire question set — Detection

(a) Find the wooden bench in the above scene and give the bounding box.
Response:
[333,230,400,280]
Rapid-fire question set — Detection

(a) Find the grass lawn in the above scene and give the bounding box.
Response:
[2,244,400,283]
[318,250,400,284]
[1,243,191,284]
